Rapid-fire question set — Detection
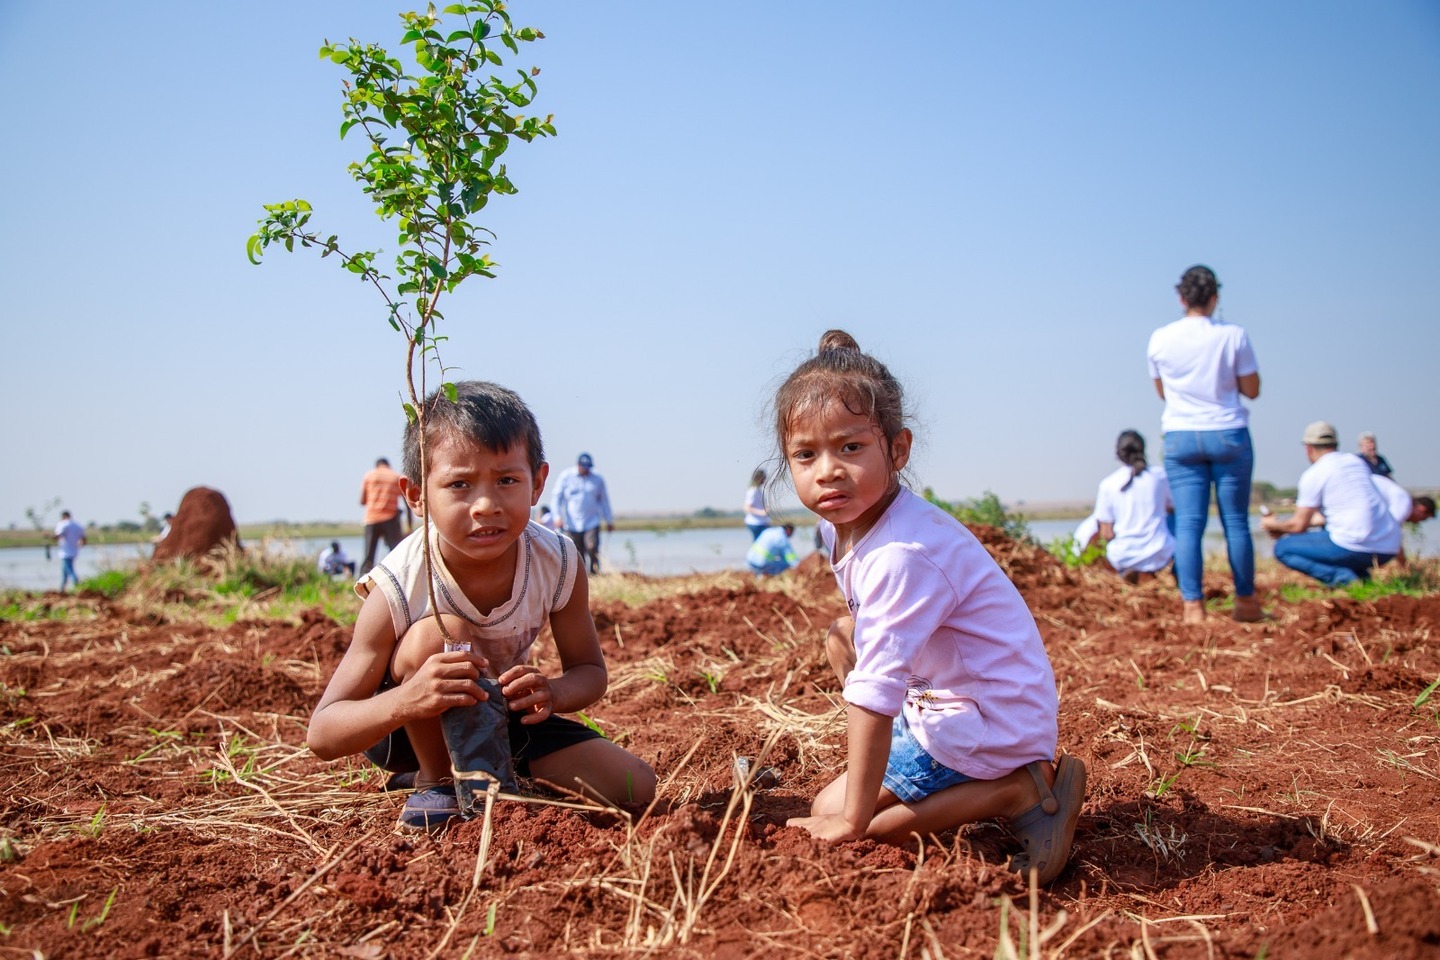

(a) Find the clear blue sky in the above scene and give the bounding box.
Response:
[2,2,1437,528]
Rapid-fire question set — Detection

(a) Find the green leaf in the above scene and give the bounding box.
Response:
[245,235,263,265]
[427,256,448,278]
[442,3,467,13]
[442,382,458,403]
[402,402,418,424]
[1416,676,1440,709]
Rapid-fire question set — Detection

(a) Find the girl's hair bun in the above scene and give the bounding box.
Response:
[818,329,860,354]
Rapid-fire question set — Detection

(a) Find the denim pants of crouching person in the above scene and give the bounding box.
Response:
[1164,427,1255,602]
[1274,530,1394,587]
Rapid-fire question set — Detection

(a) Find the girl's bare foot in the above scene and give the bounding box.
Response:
[1182,600,1205,624]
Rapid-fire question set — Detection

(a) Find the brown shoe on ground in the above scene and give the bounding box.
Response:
[1232,595,1267,622]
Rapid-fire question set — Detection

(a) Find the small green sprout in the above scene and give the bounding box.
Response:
[576,712,609,740]
[82,888,118,932]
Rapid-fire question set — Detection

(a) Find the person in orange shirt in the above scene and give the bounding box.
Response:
[360,457,412,575]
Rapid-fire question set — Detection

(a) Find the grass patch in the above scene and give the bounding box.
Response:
[1277,559,1440,604]
[1,541,362,628]
[79,568,139,599]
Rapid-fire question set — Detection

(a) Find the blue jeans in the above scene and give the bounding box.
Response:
[60,557,79,592]
[748,558,791,577]
[881,712,973,804]
[1274,531,1393,587]
[1164,428,1255,602]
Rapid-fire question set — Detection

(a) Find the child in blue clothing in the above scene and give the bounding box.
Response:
[746,523,797,576]
[777,330,1086,884]
[308,381,655,831]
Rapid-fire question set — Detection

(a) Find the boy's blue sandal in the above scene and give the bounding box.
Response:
[1008,755,1087,885]
[397,784,460,832]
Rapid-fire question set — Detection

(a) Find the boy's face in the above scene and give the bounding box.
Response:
[400,435,548,572]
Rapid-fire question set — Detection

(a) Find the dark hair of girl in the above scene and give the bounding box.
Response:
[750,468,766,487]
[1116,429,1147,491]
[773,329,908,458]
[1176,265,1220,310]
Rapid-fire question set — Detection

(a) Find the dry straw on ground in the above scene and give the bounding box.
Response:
[1,543,1438,957]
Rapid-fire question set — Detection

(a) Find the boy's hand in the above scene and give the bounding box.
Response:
[404,650,490,717]
[499,665,553,724]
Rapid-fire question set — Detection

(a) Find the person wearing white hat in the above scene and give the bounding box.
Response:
[1261,421,1402,586]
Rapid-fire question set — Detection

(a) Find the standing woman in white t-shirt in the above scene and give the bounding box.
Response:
[743,468,771,540]
[1091,430,1174,582]
[1147,266,1263,624]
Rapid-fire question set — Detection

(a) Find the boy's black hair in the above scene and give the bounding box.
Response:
[402,381,545,484]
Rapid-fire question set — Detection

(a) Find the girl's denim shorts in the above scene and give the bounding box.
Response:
[882,710,973,803]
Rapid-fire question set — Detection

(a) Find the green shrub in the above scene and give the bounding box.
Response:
[1047,534,1107,568]
[924,488,1033,543]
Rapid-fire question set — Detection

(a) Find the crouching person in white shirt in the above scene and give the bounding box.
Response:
[1261,421,1402,587]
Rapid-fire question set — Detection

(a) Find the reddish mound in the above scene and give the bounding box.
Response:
[151,486,240,562]
[2,534,1438,957]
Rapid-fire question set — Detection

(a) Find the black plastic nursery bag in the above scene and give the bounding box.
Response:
[440,677,517,817]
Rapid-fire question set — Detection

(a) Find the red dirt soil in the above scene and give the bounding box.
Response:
[2,528,1438,958]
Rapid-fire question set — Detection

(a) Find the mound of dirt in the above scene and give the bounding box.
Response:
[151,486,240,562]
[2,531,1438,958]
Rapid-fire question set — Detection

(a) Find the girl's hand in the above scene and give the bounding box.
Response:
[403,650,489,718]
[787,813,863,842]
[499,664,553,724]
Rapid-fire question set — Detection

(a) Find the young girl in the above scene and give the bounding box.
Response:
[1090,430,1175,582]
[779,330,1085,885]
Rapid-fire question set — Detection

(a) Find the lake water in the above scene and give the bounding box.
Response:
[0,528,825,592]
[2,517,1433,592]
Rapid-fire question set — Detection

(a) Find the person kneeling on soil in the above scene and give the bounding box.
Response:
[746,523,797,577]
[772,330,1086,886]
[1261,421,1402,587]
[317,541,357,578]
[307,381,656,832]
[1087,430,1175,584]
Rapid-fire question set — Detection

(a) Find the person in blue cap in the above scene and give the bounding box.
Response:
[551,452,614,574]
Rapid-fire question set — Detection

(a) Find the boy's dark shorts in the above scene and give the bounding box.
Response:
[363,712,603,776]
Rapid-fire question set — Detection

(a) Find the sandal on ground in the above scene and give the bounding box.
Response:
[396,784,460,833]
[1008,755,1087,885]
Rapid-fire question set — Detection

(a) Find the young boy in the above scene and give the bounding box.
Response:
[308,381,656,831]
